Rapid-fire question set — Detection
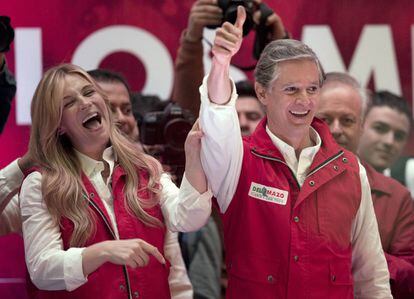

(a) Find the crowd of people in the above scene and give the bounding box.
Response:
[1,1,414,299]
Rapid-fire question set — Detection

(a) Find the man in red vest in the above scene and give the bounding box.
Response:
[198,6,392,298]
[317,72,414,299]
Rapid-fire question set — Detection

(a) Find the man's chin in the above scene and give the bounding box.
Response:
[371,157,392,172]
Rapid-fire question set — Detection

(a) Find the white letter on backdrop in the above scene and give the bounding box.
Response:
[15,28,42,125]
[302,25,400,95]
[72,25,173,99]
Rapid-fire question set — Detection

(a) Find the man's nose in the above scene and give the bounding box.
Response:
[382,131,395,145]
[113,109,125,124]
[296,90,311,105]
[330,119,343,135]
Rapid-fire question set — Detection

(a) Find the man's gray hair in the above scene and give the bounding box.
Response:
[254,39,325,90]
[323,72,370,121]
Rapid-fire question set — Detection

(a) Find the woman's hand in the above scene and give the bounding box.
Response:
[82,239,166,276]
[184,120,207,193]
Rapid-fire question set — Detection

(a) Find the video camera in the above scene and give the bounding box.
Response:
[135,97,196,183]
[208,0,255,37]
[0,16,14,52]
[140,102,195,151]
[207,0,274,59]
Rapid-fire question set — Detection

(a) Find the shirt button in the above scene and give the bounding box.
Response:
[333,165,339,171]
[294,255,299,262]
[342,157,348,163]
[89,192,95,198]
[331,275,336,282]
[133,291,140,298]
[267,275,275,284]
[309,180,315,186]
[293,216,299,223]
[119,284,125,291]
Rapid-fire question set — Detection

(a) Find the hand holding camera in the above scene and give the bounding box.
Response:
[186,0,289,59]
[186,0,223,42]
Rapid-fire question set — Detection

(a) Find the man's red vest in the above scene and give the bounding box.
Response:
[28,166,171,299]
[219,118,362,299]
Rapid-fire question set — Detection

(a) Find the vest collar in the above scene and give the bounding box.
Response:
[248,117,342,163]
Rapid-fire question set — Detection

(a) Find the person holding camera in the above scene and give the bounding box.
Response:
[198,6,391,298]
[172,0,288,118]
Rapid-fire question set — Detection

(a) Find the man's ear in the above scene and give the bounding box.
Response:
[255,82,268,106]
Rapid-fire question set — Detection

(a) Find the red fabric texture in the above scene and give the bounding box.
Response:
[28,167,171,299]
[363,161,414,299]
[219,118,361,299]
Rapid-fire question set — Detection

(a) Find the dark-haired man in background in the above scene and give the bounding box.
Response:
[356,91,414,197]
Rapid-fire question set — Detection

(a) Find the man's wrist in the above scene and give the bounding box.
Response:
[183,29,203,43]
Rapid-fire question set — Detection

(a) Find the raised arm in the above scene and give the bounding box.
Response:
[207,6,245,104]
[199,7,246,213]
[171,0,222,116]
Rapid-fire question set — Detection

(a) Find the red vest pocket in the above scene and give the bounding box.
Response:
[329,258,353,286]
[226,253,279,284]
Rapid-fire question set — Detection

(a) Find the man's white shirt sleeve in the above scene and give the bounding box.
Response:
[351,162,392,298]
[199,75,243,213]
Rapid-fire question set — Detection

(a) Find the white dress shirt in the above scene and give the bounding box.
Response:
[20,147,212,297]
[198,76,392,298]
[0,160,22,235]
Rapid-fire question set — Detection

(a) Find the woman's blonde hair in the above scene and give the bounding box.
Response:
[29,63,162,246]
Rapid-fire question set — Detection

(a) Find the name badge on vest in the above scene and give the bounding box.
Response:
[248,182,288,205]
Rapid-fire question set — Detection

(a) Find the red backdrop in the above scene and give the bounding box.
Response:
[1,0,414,167]
[0,0,414,296]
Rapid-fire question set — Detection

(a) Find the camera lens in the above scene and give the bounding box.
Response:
[163,118,193,151]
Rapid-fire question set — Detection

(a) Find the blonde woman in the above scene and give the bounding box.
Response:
[20,64,211,299]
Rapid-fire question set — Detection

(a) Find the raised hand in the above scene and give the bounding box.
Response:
[185,119,203,156]
[184,119,207,193]
[252,0,288,41]
[207,6,246,105]
[211,5,246,66]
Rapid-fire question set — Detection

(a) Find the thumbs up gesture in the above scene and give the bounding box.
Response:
[211,6,246,65]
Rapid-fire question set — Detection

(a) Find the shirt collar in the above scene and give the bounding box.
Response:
[265,125,321,166]
[75,147,115,178]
